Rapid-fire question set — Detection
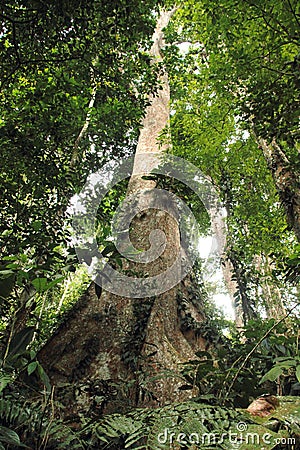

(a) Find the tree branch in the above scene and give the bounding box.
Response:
[286,0,300,28]
[70,59,98,168]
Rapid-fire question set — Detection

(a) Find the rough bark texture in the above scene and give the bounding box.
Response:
[258,137,300,242]
[221,257,245,329]
[38,10,208,417]
[217,187,247,328]
[227,251,257,323]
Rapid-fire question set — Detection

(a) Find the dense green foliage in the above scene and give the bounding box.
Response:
[1,0,160,255]
[0,0,299,448]
[166,0,300,317]
[0,0,161,337]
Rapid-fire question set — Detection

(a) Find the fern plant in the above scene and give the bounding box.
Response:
[86,400,243,449]
[0,394,86,450]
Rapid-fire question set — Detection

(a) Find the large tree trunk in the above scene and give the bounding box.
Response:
[38,10,207,417]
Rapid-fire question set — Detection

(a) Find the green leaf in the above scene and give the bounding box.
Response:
[37,363,51,392]
[0,375,13,393]
[27,361,38,375]
[0,271,15,298]
[31,278,48,292]
[7,327,35,359]
[296,365,300,383]
[31,220,42,231]
[0,270,15,279]
[0,426,26,447]
[32,276,63,293]
[260,366,284,384]
[44,276,64,291]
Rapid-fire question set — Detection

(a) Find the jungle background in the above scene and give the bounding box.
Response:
[0,0,300,448]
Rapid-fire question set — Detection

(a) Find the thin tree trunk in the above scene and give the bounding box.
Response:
[70,58,98,168]
[218,179,249,328]
[257,136,300,242]
[221,257,245,328]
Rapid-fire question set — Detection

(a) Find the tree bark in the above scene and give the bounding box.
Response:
[257,137,300,242]
[218,177,251,328]
[38,10,208,417]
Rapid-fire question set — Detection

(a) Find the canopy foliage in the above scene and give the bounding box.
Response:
[0,0,299,448]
